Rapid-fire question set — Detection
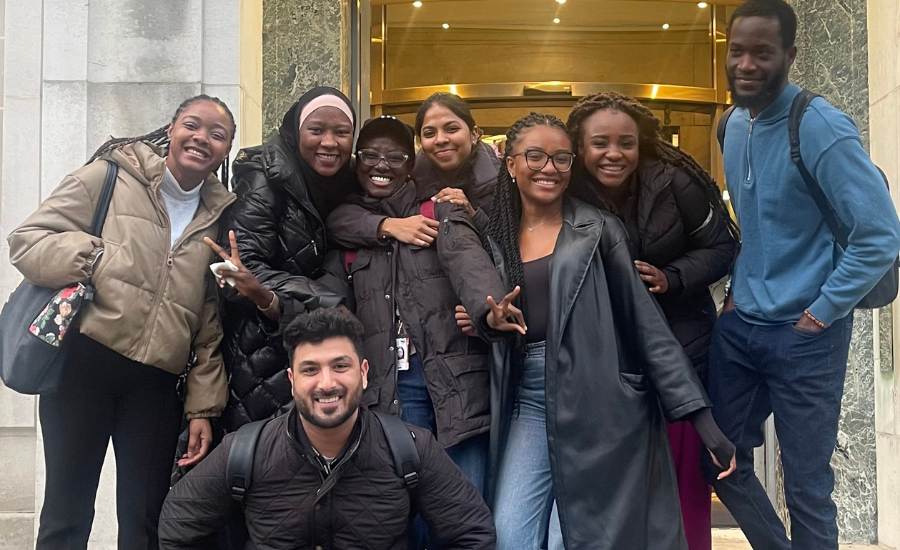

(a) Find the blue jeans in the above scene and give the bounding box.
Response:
[398,353,489,549]
[703,311,853,550]
[493,342,564,550]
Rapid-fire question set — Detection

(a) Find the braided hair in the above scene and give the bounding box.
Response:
[87,94,236,186]
[566,92,740,243]
[486,112,570,364]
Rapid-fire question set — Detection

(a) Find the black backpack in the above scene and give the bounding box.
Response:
[717,89,900,309]
[225,411,421,504]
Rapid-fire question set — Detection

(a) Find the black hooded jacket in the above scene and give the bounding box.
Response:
[217,88,357,434]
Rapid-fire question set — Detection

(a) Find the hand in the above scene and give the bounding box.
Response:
[433,187,476,218]
[380,216,440,247]
[204,231,273,309]
[634,261,669,293]
[455,305,478,337]
[486,286,527,335]
[723,293,735,313]
[795,313,825,334]
[710,451,737,480]
[178,418,212,467]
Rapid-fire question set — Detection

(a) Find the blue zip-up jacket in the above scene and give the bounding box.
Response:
[724,83,900,326]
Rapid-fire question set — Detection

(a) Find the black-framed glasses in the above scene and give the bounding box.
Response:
[511,149,575,172]
[357,149,410,168]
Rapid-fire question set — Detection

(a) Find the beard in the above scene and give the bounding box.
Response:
[295,383,363,429]
[728,63,789,113]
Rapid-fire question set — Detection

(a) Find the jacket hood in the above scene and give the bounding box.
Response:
[412,140,499,209]
[351,178,419,219]
[104,141,234,214]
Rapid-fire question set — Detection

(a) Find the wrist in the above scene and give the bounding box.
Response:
[253,288,275,309]
[377,218,393,241]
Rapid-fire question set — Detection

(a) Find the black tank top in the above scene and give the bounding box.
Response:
[523,254,552,343]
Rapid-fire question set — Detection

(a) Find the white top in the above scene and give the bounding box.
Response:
[160,167,203,249]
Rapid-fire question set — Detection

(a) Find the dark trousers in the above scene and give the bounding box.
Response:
[702,310,853,550]
[37,334,183,550]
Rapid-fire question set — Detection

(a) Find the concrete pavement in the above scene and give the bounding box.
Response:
[713,529,894,549]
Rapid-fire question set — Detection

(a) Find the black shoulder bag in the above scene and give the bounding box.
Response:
[0,161,118,394]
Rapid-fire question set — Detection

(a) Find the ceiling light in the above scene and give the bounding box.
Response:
[442,23,450,29]
[553,17,560,23]
[556,0,567,4]
[698,2,708,7]
[413,1,422,6]
[662,23,670,29]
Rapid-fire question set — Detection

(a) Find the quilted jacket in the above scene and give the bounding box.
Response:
[158,406,496,549]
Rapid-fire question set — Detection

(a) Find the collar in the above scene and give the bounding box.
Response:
[289,406,364,472]
[160,166,203,201]
[754,82,801,122]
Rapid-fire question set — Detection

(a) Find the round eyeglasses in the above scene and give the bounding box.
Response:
[511,149,575,173]
[357,149,410,169]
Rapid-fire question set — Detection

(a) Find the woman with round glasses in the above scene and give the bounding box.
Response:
[324,116,522,549]
[482,112,735,550]
[566,92,739,550]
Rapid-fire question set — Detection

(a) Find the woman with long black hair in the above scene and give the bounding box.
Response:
[485,112,736,550]
[566,92,739,550]
[9,95,236,549]
[216,87,357,436]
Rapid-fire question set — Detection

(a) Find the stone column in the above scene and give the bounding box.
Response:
[0,1,262,547]
[868,0,900,547]
[262,0,350,138]
[778,0,881,543]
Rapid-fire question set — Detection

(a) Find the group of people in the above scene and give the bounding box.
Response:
[8,0,900,549]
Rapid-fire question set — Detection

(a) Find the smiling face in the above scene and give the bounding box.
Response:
[165,100,233,187]
[727,16,796,115]
[418,105,478,177]
[578,109,640,191]
[287,336,369,430]
[506,125,573,208]
[356,135,413,199]
[299,106,354,177]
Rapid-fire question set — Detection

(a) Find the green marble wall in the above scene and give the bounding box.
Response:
[262,0,343,139]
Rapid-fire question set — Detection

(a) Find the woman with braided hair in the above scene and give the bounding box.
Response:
[566,92,739,550]
[484,112,736,550]
[9,95,237,548]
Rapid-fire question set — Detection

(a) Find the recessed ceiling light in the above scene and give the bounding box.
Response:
[556,0,567,4]
[662,23,670,29]
[442,23,450,29]
[413,1,422,6]
[553,17,560,23]
[698,2,708,7]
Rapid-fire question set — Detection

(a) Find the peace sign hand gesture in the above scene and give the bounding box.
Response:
[486,286,528,335]
[204,230,274,310]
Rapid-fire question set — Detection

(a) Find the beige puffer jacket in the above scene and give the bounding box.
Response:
[8,141,236,418]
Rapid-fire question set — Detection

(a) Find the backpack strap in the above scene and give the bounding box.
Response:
[372,411,420,500]
[787,90,851,248]
[225,419,269,502]
[419,200,436,221]
[716,105,736,152]
[89,161,119,238]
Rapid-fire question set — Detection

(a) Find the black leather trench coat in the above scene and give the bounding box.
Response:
[488,197,711,550]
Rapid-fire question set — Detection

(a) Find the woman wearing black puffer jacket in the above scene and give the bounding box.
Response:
[566,92,739,550]
[215,87,356,436]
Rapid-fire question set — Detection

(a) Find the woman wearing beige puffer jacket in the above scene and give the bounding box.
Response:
[7,95,236,550]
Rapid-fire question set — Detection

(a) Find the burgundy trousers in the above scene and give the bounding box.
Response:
[668,420,712,550]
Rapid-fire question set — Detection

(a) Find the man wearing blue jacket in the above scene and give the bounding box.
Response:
[709,0,900,548]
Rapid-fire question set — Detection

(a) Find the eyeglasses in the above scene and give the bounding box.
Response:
[511,149,575,172]
[357,149,410,168]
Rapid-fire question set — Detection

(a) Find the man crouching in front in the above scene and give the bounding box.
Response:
[158,308,496,549]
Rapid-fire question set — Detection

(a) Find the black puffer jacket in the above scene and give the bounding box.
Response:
[159,407,496,549]
[575,158,737,381]
[217,133,347,434]
[324,181,507,447]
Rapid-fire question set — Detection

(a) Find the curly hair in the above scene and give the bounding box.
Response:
[87,94,236,186]
[487,112,569,363]
[565,91,740,244]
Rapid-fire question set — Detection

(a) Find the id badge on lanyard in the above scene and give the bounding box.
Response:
[395,308,409,371]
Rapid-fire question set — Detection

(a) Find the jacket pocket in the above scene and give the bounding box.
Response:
[442,353,490,420]
[91,240,120,282]
[410,246,447,280]
[620,372,649,393]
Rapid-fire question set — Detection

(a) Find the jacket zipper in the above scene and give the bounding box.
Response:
[746,118,756,182]
[136,192,235,363]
